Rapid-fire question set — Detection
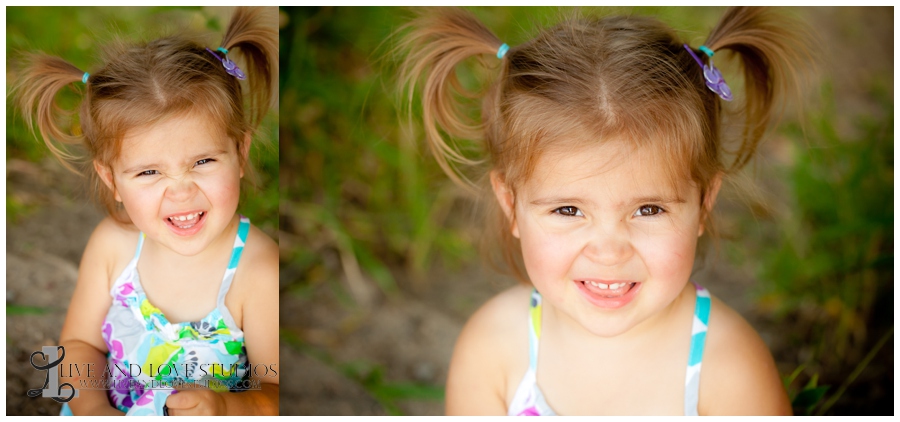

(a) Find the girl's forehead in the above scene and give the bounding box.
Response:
[117,113,232,162]
[522,140,694,199]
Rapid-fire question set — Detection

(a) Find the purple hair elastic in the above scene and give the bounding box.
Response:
[205,47,246,80]
[684,44,732,102]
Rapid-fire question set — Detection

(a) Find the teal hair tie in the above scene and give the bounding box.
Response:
[698,45,715,57]
[82,72,89,84]
[217,47,228,55]
[496,43,509,59]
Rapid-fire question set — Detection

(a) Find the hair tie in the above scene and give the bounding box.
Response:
[684,44,732,102]
[496,43,510,59]
[205,47,246,80]
[698,45,715,58]
[82,72,89,84]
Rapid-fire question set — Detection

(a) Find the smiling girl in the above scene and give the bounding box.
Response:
[12,7,278,416]
[398,7,813,415]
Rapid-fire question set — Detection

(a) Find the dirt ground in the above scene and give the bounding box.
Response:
[5,6,892,417]
[6,158,102,416]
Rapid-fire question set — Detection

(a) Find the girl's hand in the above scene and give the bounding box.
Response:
[164,389,226,416]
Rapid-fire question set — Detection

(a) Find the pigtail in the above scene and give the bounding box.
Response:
[704,6,815,171]
[220,6,278,130]
[12,53,88,171]
[397,8,506,192]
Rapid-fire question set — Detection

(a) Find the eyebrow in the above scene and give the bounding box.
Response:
[529,197,593,207]
[529,195,686,207]
[120,149,228,174]
[629,195,687,206]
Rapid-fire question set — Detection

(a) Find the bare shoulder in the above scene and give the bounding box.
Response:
[446,284,531,415]
[231,223,278,301]
[59,217,138,348]
[239,223,279,278]
[86,217,140,282]
[467,284,531,338]
[698,295,792,415]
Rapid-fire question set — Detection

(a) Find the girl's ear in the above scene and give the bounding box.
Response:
[94,160,121,202]
[698,172,724,237]
[490,170,519,238]
[240,132,252,179]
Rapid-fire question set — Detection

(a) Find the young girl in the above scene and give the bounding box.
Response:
[398,7,812,415]
[12,7,279,416]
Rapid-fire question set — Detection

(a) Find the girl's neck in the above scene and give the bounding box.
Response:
[141,213,240,269]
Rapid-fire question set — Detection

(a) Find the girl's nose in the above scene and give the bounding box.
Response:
[164,173,198,202]
[582,224,634,266]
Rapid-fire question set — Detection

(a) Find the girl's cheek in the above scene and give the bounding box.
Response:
[634,232,697,277]
[520,221,581,277]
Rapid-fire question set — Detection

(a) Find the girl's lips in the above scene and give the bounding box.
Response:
[163,210,207,237]
[574,280,641,309]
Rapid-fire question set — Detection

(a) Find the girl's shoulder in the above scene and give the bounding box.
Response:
[446,284,532,414]
[235,222,278,278]
[698,295,792,415]
[85,217,142,287]
[230,222,278,298]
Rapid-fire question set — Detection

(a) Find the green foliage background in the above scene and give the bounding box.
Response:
[6,6,279,236]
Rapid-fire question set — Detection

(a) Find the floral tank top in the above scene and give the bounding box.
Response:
[72,216,251,415]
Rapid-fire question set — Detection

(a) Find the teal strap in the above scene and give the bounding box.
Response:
[684,283,711,415]
[133,233,146,260]
[227,216,250,270]
[698,45,715,58]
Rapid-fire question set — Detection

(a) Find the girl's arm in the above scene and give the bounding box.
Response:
[699,297,792,415]
[58,218,128,416]
[165,226,280,416]
[446,286,528,415]
[223,227,280,415]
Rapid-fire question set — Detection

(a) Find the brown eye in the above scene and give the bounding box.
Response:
[634,205,663,217]
[554,206,583,217]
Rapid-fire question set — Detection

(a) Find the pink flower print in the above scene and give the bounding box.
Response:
[103,322,125,360]
[518,406,540,416]
[135,389,154,406]
[102,322,125,360]
[116,282,134,307]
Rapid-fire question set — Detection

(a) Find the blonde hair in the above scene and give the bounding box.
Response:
[12,7,277,224]
[398,7,813,282]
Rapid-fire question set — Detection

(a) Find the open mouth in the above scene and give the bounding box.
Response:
[580,280,637,297]
[164,211,207,235]
[575,280,641,308]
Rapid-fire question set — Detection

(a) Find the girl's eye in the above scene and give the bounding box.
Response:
[137,170,159,177]
[554,206,583,217]
[195,158,215,166]
[634,205,664,217]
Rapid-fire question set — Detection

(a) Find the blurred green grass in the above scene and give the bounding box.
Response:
[6,6,279,236]
[281,6,891,415]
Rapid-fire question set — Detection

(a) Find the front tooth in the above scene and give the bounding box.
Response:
[610,283,621,290]
[597,283,609,290]
[179,215,187,221]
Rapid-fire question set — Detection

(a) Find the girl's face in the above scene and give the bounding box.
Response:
[494,140,718,338]
[99,112,246,257]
